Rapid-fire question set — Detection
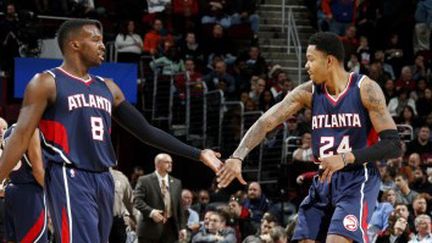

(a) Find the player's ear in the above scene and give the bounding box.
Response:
[70,40,80,51]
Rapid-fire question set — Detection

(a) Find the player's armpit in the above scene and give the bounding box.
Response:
[360,78,397,132]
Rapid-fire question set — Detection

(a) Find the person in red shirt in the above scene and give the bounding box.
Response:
[143,19,173,55]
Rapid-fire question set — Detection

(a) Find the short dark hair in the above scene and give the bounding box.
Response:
[395,173,408,181]
[57,19,102,54]
[308,32,345,62]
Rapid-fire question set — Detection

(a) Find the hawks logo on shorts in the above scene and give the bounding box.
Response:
[343,215,359,232]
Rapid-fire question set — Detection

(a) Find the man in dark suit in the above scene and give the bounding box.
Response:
[134,153,186,243]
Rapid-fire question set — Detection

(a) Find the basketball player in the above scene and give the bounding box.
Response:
[217,32,402,243]
[0,19,223,243]
[2,125,47,243]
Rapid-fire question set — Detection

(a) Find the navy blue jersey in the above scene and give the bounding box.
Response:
[311,73,375,162]
[39,67,116,172]
[3,125,36,184]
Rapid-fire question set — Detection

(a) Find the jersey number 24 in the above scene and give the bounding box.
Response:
[319,135,352,157]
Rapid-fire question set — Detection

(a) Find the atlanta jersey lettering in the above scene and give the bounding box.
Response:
[311,72,373,161]
[39,67,116,172]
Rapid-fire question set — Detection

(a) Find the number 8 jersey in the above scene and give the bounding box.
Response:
[311,72,377,163]
[39,67,116,172]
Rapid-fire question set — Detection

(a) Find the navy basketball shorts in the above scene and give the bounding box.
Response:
[293,163,380,243]
[45,163,114,243]
[4,182,48,243]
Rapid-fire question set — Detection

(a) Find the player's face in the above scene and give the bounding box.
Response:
[78,25,105,66]
[305,45,328,84]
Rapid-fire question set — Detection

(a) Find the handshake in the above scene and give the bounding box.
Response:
[198,149,247,188]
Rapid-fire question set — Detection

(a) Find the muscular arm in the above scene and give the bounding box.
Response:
[232,81,313,160]
[348,78,401,163]
[28,129,45,187]
[0,73,55,181]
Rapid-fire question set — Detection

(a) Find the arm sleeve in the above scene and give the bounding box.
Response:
[113,101,201,161]
[352,129,402,164]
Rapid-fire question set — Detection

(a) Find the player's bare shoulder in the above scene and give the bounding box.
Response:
[359,76,396,130]
[25,72,56,104]
[358,77,386,111]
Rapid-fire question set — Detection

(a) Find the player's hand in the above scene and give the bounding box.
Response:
[319,154,345,183]
[216,158,247,188]
[296,175,304,184]
[151,210,166,224]
[199,149,223,173]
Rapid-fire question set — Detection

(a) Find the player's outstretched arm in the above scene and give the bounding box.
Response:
[28,129,45,187]
[320,78,402,182]
[105,79,223,173]
[0,73,54,182]
[217,81,313,188]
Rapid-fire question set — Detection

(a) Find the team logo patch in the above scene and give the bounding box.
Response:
[343,215,358,232]
[69,168,76,178]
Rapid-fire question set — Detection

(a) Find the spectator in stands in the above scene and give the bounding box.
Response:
[231,0,260,38]
[192,210,236,243]
[388,90,417,118]
[228,195,255,241]
[321,0,356,35]
[201,0,232,29]
[407,126,432,162]
[411,53,427,81]
[275,79,294,103]
[179,32,204,67]
[368,190,395,242]
[415,78,428,100]
[368,63,391,88]
[175,58,203,99]
[395,173,419,205]
[376,213,410,243]
[374,50,396,80]
[286,115,301,137]
[357,36,371,67]
[172,0,199,34]
[182,189,201,234]
[232,59,250,92]
[409,195,428,224]
[395,203,410,221]
[244,46,268,78]
[396,106,420,128]
[243,213,278,243]
[258,90,275,112]
[270,71,290,99]
[244,97,258,112]
[0,3,19,73]
[249,76,266,104]
[395,66,416,92]
[203,24,236,66]
[150,41,185,75]
[412,168,432,195]
[408,153,421,170]
[143,18,173,55]
[192,190,210,220]
[383,79,397,104]
[338,24,359,63]
[243,182,271,230]
[416,87,432,119]
[378,162,396,192]
[203,60,236,97]
[347,54,361,74]
[292,132,313,162]
[410,214,432,243]
[384,33,404,77]
[115,20,143,63]
[297,108,312,134]
[270,226,288,243]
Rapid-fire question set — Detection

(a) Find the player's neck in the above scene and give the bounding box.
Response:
[324,69,350,96]
[60,60,90,80]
